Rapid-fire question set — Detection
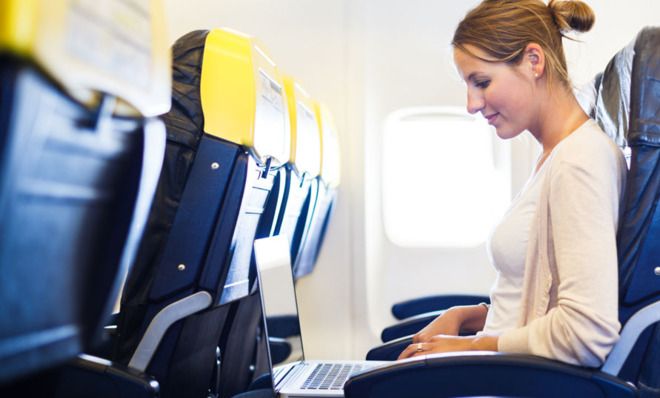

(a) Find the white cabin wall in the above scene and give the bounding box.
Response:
[565,0,660,88]
[163,0,660,360]
[358,0,497,356]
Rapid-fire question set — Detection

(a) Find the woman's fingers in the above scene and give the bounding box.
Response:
[399,334,478,360]
[398,342,426,360]
[412,332,428,343]
[397,344,414,360]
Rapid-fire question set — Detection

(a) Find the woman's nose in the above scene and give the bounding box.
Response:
[466,92,484,115]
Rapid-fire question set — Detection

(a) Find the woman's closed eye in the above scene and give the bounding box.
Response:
[475,79,490,89]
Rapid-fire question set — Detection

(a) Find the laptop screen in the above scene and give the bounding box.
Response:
[253,236,306,379]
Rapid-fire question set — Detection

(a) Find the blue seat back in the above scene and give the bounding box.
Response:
[592,27,660,389]
[0,0,168,385]
[293,102,341,279]
[114,29,290,398]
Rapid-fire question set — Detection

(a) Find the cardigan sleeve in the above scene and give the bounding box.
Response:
[499,132,625,367]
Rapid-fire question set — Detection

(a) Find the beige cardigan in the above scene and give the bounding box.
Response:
[498,120,627,367]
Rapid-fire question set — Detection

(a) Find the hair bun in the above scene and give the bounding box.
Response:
[548,0,595,34]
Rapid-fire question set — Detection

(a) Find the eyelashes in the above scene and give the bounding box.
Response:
[475,80,491,89]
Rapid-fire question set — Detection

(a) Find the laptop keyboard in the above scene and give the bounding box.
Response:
[301,363,365,390]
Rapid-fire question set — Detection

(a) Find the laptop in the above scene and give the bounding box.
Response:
[253,236,387,397]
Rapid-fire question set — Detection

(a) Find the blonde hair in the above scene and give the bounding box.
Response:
[452,0,595,88]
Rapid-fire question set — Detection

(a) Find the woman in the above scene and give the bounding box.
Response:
[399,0,627,367]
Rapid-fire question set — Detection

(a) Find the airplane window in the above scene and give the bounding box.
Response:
[382,107,511,248]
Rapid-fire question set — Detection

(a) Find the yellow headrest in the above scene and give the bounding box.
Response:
[282,76,321,178]
[314,102,341,188]
[0,0,171,117]
[200,28,290,166]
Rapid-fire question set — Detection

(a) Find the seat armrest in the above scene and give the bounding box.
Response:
[269,337,292,365]
[266,315,300,338]
[367,336,412,361]
[55,354,159,398]
[107,312,120,326]
[86,325,118,359]
[347,352,637,398]
[391,295,489,320]
[381,310,477,342]
[381,311,443,342]
[231,389,275,398]
[246,373,273,391]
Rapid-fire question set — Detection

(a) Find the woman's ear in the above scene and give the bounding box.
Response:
[524,43,546,79]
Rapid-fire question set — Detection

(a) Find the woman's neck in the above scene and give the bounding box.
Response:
[530,85,589,156]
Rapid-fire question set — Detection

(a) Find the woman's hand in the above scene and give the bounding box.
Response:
[399,335,472,359]
[412,309,462,343]
[398,334,498,360]
[412,304,488,343]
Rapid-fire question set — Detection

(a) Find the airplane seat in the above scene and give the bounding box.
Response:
[292,102,341,280]
[389,294,489,321]
[279,77,323,273]
[255,100,340,376]
[113,28,290,398]
[347,26,660,397]
[258,78,323,347]
[0,0,169,395]
[215,77,324,398]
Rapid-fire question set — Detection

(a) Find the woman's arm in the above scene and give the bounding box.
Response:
[399,334,498,359]
[412,304,489,343]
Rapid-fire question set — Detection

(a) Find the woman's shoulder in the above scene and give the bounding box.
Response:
[551,119,624,168]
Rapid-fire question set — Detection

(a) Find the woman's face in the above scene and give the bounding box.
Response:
[453,44,539,139]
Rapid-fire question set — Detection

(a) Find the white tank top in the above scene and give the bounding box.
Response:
[482,157,550,335]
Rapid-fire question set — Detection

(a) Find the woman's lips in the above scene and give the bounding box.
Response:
[485,113,499,125]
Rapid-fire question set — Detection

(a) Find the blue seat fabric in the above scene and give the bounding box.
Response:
[0,57,147,384]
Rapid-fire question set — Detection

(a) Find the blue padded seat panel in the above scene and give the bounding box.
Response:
[620,27,660,392]
[254,168,286,243]
[623,173,660,305]
[613,27,660,313]
[294,182,334,279]
[150,135,240,301]
[114,135,247,363]
[0,60,143,383]
[591,29,659,391]
[276,166,314,264]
